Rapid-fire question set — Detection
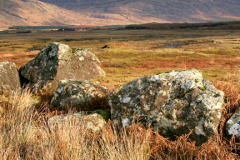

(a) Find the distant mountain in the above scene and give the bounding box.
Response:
[0,0,90,29]
[0,0,149,30]
[39,0,240,22]
[1,0,240,30]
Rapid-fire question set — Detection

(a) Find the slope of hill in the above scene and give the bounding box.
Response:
[39,0,240,23]
[1,0,240,30]
[0,0,155,30]
[0,0,90,29]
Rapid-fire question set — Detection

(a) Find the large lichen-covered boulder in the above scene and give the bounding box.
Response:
[51,79,109,110]
[225,107,240,141]
[19,43,105,93]
[0,61,21,95]
[109,69,224,146]
[48,113,106,132]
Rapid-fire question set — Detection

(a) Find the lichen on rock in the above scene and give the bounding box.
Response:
[19,42,105,93]
[109,69,224,146]
[0,61,21,95]
[51,79,109,111]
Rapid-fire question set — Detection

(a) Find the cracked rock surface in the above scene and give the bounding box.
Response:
[0,61,21,95]
[19,43,105,93]
[109,69,224,146]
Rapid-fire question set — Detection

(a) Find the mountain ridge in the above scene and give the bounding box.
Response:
[1,0,240,30]
[0,0,153,30]
[39,0,240,22]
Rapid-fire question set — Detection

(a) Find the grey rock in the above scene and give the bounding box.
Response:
[48,113,106,132]
[0,61,21,95]
[225,106,240,141]
[51,79,108,110]
[19,43,105,93]
[109,69,224,146]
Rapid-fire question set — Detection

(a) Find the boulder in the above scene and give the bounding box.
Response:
[19,43,105,93]
[0,61,21,95]
[48,113,106,132]
[225,107,240,141]
[109,69,224,146]
[51,79,109,110]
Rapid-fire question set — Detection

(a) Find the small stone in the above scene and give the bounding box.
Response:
[0,61,21,95]
[48,113,106,132]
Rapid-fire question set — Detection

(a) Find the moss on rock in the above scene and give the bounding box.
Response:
[95,109,110,121]
[198,86,206,91]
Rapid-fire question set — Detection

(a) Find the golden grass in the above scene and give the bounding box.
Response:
[0,87,240,159]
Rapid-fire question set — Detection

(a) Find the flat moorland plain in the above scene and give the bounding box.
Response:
[0,29,240,89]
[0,28,240,159]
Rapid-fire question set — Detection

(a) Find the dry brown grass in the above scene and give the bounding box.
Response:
[214,81,240,144]
[0,51,39,68]
[0,88,240,159]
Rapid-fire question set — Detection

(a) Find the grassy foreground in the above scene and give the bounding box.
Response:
[0,85,239,159]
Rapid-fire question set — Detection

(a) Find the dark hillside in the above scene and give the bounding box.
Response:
[125,21,240,30]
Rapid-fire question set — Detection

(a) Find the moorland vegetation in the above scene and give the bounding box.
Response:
[0,24,240,159]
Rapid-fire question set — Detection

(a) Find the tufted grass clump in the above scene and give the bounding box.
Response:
[0,89,152,160]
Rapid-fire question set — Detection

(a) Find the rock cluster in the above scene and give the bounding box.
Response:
[19,43,105,93]
[0,43,107,133]
[109,69,224,145]
[0,61,21,95]
[2,42,238,146]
